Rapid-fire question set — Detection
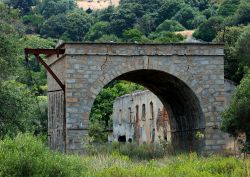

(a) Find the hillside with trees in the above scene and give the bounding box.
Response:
[0,0,249,151]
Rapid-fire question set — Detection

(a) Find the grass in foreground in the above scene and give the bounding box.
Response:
[0,134,249,177]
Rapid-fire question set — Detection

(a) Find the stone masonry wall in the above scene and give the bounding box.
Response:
[47,43,227,153]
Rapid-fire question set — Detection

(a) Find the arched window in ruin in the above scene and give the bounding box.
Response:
[142,104,146,121]
[150,101,154,120]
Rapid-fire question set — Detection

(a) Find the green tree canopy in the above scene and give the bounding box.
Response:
[193,16,224,42]
[217,0,240,17]
[234,0,250,24]
[122,28,150,42]
[4,0,36,15]
[172,5,198,29]
[40,10,93,41]
[221,72,250,150]
[36,0,76,19]
[0,81,38,138]
[0,3,23,81]
[135,13,158,35]
[156,19,185,32]
[214,26,246,83]
[156,0,185,24]
[235,25,250,66]
[84,21,111,42]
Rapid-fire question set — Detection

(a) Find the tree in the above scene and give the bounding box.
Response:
[193,16,224,42]
[22,13,44,33]
[63,10,93,41]
[235,25,250,66]
[221,72,250,152]
[40,13,67,39]
[40,10,93,41]
[192,15,207,28]
[123,28,150,42]
[156,19,185,32]
[214,26,246,83]
[135,13,158,36]
[172,5,199,29]
[109,8,137,36]
[0,3,22,81]
[0,81,38,138]
[234,0,250,24]
[18,35,55,94]
[4,0,36,15]
[84,21,111,42]
[184,0,210,11]
[36,0,76,19]
[97,6,115,22]
[217,0,240,17]
[156,0,185,24]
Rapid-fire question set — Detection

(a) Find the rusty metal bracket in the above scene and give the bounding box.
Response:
[24,48,66,91]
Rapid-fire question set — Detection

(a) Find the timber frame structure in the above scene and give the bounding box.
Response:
[24,48,67,152]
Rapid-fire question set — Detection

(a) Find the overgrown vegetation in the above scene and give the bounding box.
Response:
[222,71,250,152]
[0,134,249,177]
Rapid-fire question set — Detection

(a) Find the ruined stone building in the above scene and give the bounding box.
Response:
[110,90,171,144]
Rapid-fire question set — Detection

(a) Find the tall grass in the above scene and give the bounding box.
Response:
[0,133,249,177]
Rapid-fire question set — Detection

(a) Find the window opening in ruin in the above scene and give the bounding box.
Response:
[128,138,132,143]
[118,135,126,142]
[142,104,146,121]
[150,102,154,120]
[135,105,139,123]
[119,109,122,125]
[128,107,132,123]
[150,128,155,143]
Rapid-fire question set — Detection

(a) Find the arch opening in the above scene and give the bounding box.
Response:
[90,69,205,152]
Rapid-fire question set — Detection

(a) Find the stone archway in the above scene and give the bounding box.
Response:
[114,69,205,152]
[47,43,227,153]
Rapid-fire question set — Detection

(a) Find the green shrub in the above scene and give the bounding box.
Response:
[156,20,185,32]
[0,133,88,177]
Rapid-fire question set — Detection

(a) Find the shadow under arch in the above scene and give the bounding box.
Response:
[91,69,205,152]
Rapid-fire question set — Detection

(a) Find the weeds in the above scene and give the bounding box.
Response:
[0,133,249,177]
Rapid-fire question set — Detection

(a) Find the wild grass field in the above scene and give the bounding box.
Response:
[0,134,249,177]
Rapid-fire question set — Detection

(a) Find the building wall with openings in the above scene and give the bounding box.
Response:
[110,90,171,144]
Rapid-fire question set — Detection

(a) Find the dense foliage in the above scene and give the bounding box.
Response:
[0,134,248,177]
[221,72,250,151]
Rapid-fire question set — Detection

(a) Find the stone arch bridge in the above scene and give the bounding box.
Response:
[41,43,232,153]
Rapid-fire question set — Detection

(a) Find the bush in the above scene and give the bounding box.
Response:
[0,133,88,177]
[156,20,185,32]
[149,31,186,43]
